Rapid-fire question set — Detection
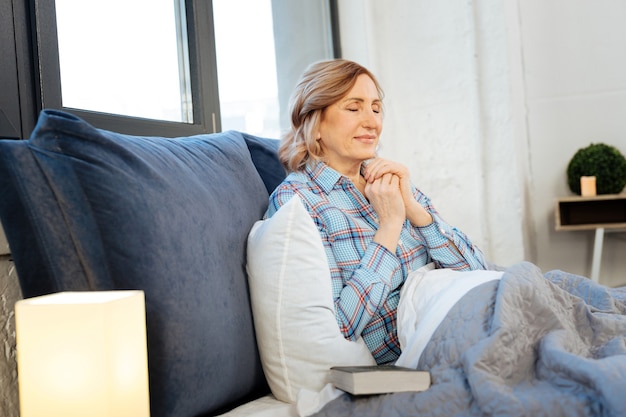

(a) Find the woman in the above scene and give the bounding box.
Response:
[266,59,486,365]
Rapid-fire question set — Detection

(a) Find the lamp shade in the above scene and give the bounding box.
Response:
[15,291,150,417]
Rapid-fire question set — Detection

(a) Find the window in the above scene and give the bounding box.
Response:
[33,0,338,138]
[35,0,218,137]
[213,0,280,138]
[213,0,339,138]
[55,0,193,124]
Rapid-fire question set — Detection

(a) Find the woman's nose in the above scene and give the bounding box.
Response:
[362,109,380,128]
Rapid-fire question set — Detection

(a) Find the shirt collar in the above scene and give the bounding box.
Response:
[305,161,346,194]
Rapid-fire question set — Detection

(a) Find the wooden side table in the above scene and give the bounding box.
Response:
[555,194,626,283]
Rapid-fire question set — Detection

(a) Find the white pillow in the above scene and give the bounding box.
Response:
[246,195,375,403]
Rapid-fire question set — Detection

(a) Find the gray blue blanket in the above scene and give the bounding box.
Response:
[312,262,626,417]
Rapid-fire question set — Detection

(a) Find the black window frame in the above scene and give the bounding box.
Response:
[1,0,38,139]
[33,0,221,137]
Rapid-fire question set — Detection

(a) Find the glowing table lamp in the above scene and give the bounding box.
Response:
[15,291,150,417]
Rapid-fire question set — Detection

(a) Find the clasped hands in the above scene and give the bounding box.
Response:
[361,158,433,251]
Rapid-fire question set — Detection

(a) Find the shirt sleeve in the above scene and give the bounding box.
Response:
[411,187,487,271]
[265,184,291,218]
[329,238,402,341]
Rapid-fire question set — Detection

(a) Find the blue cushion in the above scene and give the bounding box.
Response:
[242,132,286,194]
[0,110,277,416]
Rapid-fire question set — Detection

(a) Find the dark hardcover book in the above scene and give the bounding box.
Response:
[330,365,431,395]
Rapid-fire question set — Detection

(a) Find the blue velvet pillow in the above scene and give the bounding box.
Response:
[6,110,272,416]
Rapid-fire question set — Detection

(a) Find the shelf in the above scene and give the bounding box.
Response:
[555,194,626,231]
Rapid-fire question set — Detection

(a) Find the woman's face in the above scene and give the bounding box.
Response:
[317,74,382,175]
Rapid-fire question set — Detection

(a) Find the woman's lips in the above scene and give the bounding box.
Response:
[354,135,376,144]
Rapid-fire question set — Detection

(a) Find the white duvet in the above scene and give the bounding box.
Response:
[395,264,503,368]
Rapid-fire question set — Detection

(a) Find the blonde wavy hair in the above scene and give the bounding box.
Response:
[278,59,384,172]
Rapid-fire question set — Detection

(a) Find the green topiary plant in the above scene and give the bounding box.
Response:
[566,143,626,195]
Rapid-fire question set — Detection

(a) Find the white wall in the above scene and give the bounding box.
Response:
[338,0,626,286]
[518,0,626,286]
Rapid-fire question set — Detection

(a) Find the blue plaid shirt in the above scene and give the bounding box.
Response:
[266,161,486,364]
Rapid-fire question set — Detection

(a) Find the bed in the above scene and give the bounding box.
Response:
[218,260,626,417]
